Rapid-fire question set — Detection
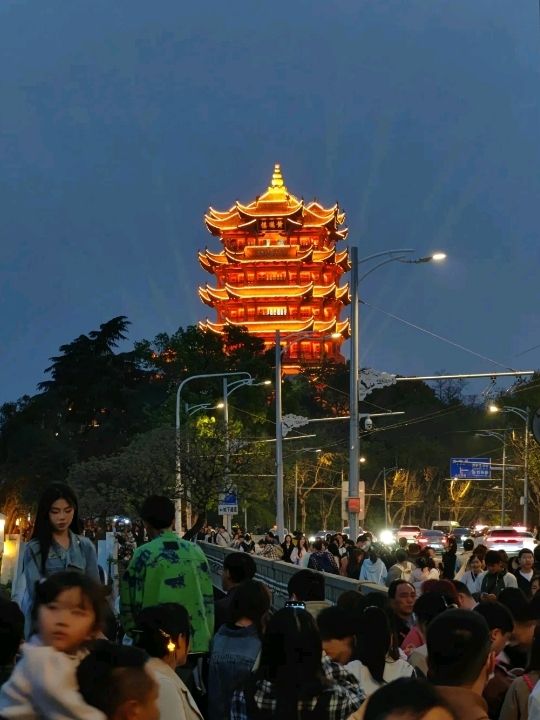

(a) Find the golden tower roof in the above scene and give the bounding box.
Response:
[204,164,347,236]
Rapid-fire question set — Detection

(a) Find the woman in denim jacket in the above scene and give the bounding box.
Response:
[17,482,100,636]
[208,579,271,720]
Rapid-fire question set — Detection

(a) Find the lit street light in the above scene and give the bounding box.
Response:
[185,401,225,416]
[489,404,531,526]
[348,247,446,540]
[175,371,251,534]
[221,376,271,531]
[475,430,507,524]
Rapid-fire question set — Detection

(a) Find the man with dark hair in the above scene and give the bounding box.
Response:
[77,640,158,720]
[355,677,454,720]
[407,592,452,676]
[452,580,477,610]
[214,552,256,630]
[356,533,371,551]
[513,548,535,597]
[387,580,416,646]
[120,495,214,653]
[498,587,537,669]
[479,550,518,598]
[474,601,515,719]
[428,609,494,720]
[317,606,357,664]
[287,568,331,618]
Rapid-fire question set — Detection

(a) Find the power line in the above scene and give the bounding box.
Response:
[362,300,516,372]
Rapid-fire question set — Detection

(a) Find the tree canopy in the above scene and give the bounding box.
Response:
[2,315,540,534]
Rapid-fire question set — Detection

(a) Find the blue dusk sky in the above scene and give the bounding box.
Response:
[1,0,539,404]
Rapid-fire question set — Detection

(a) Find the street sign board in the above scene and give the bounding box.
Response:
[218,493,238,515]
[450,458,491,480]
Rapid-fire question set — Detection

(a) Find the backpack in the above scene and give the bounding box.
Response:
[399,562,413,582]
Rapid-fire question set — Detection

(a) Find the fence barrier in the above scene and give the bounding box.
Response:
[199,542,387,609]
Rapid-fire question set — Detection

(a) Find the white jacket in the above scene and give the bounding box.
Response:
[0,644,105,720]
[346,657,414,698]
[461,570,484,595]
[146,659,203,720]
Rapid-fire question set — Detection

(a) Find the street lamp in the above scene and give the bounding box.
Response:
[489,404,530,526]
[382,467,400,527]
[348,247,446,540]
[221,376,271,531]
[275,329,340,540]
[175,371,251,535]
[185,401,225,416]
[288,447,322,531]
[475,430,507,524]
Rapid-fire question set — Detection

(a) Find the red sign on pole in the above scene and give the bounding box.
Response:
[347,482,366,520]
[347,497,361,512]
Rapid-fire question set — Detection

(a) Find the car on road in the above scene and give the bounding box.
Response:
[396,525,421,542]
[432,520,459,535]
[416,529,448,552]
[449,527,471,546]
[483,527,536,554]
[378,528,397,546]
[308,530,339,543]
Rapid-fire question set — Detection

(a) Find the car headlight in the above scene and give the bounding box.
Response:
[379,530,395,545]
[308,536,316,543]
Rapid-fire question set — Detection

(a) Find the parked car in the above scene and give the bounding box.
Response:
[342,526,366,540]
[449,527,471,546]
[397,525,421,542]
[483,527,536,554]
[416,529,448,552]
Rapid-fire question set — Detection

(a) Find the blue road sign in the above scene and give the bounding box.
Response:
[450,458,491,479]
[218,493,238,515]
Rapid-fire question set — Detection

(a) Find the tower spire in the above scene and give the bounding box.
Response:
[267,163,287,195]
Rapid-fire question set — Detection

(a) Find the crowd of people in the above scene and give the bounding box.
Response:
[4,483,540,719]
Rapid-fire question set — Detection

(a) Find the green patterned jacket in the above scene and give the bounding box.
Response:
[120,531,214,653]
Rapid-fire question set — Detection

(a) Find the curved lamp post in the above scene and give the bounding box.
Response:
[476,430,507,525]
[489,404,530,526]
[175,372,251,534]
[221,376,271,530]
[348,247,446,540]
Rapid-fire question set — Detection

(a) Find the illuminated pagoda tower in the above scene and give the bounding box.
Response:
[198,164,350,370]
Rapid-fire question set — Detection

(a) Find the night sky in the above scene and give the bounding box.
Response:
[2,1,540,404]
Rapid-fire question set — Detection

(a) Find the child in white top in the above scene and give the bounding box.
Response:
[0,570,107,720]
